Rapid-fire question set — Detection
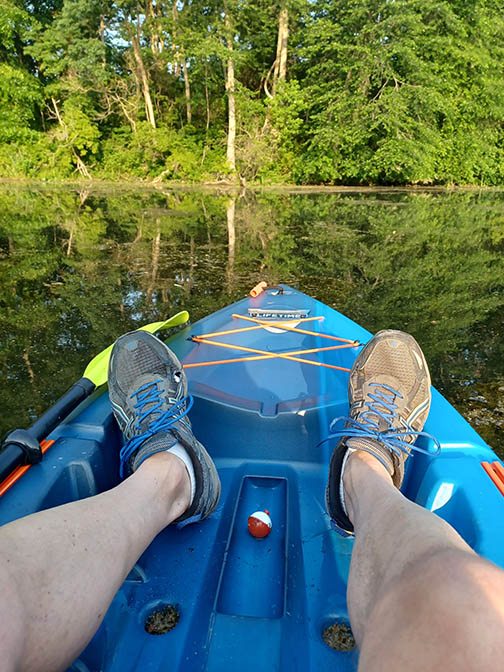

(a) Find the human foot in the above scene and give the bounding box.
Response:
[326,330,434,533]
[108,330,220,526]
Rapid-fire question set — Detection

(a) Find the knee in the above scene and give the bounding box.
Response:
[382,548,504,620]
[406,547,504,607]
[362,548,504,670]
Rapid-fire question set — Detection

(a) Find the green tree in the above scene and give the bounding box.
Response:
[296,0,504,184]
[1,0,504,184]
[0,2,43,148]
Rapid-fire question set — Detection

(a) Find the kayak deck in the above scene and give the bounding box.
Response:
[0,286,502,672]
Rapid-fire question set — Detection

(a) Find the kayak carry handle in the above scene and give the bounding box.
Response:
[249,283,284,298]
[249,281,267,298]
[0,378,95,485]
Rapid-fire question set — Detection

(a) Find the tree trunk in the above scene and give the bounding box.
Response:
[182,57,192,123]
[146,0,161,54]
[67,227,73,256]
[71,147,92,178]
[226,196,236,292]
[115,92,138,133]
[23,351,35,383]
[273,6,288,94]
[147,221,160,302]
[225,12,236,172]
[129,27,156,128]
[278,7,288,81]
[171,2,191,123]
[172,1,179,77]
[205,62,210,131]
[99,15,106,69]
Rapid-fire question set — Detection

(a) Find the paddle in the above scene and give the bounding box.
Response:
[0,312,189,486]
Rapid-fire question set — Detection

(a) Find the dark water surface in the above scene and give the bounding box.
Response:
[1,183,503,458]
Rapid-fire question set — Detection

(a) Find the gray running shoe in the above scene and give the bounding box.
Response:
[108,330,221,526]
[326,330,437,533]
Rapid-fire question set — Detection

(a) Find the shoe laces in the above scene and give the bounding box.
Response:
[119,380,193,477]
[326,382,441,459]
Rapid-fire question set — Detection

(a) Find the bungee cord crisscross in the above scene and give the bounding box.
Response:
[184,315,362,371]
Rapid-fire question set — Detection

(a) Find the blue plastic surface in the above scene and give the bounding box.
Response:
[0,285,503,672]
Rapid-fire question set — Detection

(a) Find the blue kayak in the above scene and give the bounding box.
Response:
[1,285,503,672]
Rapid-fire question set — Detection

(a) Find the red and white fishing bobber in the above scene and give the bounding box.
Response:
[248,510,272,538]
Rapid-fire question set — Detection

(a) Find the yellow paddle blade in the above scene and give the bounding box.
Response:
[83,311,190,387]
[137,311,190,335]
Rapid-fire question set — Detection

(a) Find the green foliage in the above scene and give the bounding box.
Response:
[61,99,101,157]
[0,1,31,53]
[99,123,227,180]
[267,79,307,181]
[296,0,504,184]
[1,0,504,184]
[0,64,43,143]
[26,0,109,90]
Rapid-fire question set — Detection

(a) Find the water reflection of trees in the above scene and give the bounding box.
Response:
[1,186,503,454]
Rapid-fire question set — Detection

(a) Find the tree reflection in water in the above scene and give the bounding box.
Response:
[1,185,502,456]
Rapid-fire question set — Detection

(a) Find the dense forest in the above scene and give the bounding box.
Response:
[2,0,504,184]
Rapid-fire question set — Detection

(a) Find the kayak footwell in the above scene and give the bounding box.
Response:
[217,476,287,619]
[66,455,358,672]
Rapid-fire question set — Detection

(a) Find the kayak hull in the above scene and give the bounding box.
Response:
[0,285,502,672]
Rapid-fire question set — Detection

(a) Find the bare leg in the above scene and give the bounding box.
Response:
[344,451,504,672]
[0,452,191,672]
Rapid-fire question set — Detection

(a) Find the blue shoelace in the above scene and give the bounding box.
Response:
[324,382,441,458]
[119,379,193,477]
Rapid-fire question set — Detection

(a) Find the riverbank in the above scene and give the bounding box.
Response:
[1,177,501,195]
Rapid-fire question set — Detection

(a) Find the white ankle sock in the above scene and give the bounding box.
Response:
[339,447,356,518]
[167,443,196,504]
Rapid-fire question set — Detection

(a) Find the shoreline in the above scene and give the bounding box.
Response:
[0,177,501,194]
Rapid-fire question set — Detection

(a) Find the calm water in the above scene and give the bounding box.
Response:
[1,183,503,458]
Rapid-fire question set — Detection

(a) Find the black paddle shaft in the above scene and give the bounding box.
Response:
[0,378,95,484]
